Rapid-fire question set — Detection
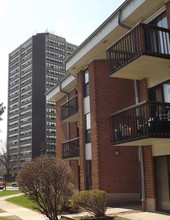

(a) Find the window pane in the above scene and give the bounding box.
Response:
[85,129,91,143]
[84,70,89,84]
[86,160,92,190]
[85,113,91,129]
[83,70,89,97]
[84,83,89,97]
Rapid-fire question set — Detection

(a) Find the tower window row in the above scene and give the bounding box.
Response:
[10,50,19,59]
[47,38,65,47]
[46,50,65,59]
[47,44,65,53]
[46,56,64,64]
[46,62,65,70]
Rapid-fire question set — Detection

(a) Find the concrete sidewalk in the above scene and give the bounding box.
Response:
[0,194,170,220]
[116,211,170,220]
[62,207,170,220]
[107,207,170,220]
[0,194,47,220]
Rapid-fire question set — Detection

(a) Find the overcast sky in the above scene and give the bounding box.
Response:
[0,0,125,142]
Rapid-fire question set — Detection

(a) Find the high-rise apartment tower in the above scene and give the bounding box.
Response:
[7,33,77,174]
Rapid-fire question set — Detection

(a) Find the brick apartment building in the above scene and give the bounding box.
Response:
[47,0,170,212]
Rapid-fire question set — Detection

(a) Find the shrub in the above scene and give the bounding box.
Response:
[60,199,80,214]
[17,156,73,220]
[72,189,107,217]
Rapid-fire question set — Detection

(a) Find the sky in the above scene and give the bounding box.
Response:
[0,0,125,143]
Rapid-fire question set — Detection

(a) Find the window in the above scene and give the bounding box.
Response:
[85,113,91,143]
[150,12,168,28]
[86,160,92,190]
[83,70,89,97]
[149,80,170,102]
[149,12,170,54]
[85,130,91,143]
[149,81,170,120]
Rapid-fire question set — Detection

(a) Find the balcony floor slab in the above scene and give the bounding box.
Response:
[110,55,170,88]
[113,137,170,147]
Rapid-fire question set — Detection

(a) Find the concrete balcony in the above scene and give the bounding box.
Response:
[61,95,78,122]
[62,137,79,159]
[107,23,170,87]
[110,101,170,146]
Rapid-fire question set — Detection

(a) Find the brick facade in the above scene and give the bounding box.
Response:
[87,60,140,193]
[138,79,148,102]
[143,146,156,199]
[55,59,140,198]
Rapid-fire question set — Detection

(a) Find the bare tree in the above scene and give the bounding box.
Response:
[0,141,16,182]
[0,103,5,121]
[17,156,73,220]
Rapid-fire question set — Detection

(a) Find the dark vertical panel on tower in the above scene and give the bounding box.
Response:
[32,33,46,157]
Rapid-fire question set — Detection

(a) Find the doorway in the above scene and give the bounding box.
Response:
[155,156,170,211]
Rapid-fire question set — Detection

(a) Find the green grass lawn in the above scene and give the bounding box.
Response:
[0,190,21,197]
[5,182,13,187]
[0,218,10,220]
[0,190,24,219]
[6,194,38,210]
[0,217,21,220]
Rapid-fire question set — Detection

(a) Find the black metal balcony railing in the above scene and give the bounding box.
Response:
[61,95,78,121]
[107,23,170,75]
[62,137,79,159]
[110,101,170,145]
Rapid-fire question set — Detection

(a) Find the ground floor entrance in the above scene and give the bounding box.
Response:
[155,155,170,212]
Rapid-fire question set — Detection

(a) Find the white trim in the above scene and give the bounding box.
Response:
[85,143,92,160]
[84,97,90,114]
[46,84,60,101]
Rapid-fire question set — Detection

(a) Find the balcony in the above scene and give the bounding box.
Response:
[61,95,78,122]
[110,101,170,146]
[62,137,79,159]
[107,23,170,84]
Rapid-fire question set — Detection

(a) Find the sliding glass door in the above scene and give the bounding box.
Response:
[155,156,170,211]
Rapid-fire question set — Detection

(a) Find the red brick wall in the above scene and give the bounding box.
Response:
[88,60,140,193]
[70,160,79,189]
[143,146,156,199]
[166,1,170,28]
[138,79,148,102]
